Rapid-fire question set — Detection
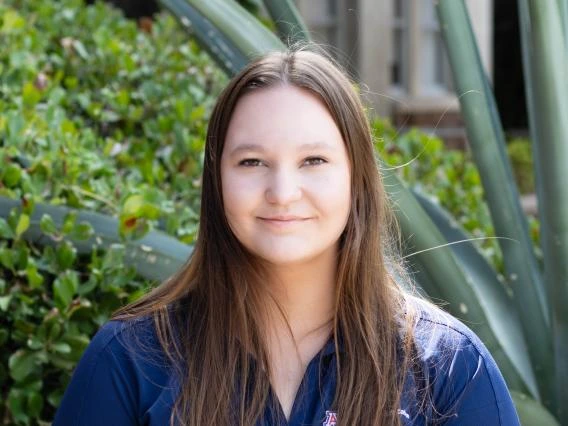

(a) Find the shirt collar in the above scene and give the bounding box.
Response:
[320,331,345,357]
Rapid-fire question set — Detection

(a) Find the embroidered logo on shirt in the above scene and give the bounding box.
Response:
[323,410,338,426]
[397,408,410,419]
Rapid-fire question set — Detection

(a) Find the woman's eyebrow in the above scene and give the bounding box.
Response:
[298,142,337,151]
[228,141,336,157]
[228,143,265,156]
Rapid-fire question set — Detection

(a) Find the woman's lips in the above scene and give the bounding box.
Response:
[257,217,311,227]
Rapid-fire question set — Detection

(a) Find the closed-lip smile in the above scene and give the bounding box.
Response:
[259,215,309,221]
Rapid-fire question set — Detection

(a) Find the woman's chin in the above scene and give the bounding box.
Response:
[252,247,331,268]
[259,254,312,267]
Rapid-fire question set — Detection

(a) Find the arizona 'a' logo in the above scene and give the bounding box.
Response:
[323,410,337,426]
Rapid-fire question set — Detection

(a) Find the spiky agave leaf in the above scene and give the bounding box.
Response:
[436,0,553,407]
[158,0,284,75]
[517,0,568,420]
[261,0,311,45]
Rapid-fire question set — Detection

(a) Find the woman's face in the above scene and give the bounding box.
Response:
[220,85,351,267]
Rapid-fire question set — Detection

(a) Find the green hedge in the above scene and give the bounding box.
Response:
[374,121,541,274]
[0,0,225,423]
[0,0,538,424]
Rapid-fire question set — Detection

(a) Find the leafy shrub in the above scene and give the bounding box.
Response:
[0,0,225,423]
[373,119,541,275]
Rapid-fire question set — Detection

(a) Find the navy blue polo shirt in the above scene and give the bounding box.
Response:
[53,308,520,425]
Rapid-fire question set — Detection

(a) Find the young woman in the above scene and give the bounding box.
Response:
[54,49,520,425]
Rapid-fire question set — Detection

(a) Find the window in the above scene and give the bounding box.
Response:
[296,0,339,47]
[420,0,453,94]
[391,0,453,96]
[392,0,409,89]
[295,0,359,74]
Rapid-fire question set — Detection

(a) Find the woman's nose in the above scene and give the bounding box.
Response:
[265,168,302,205]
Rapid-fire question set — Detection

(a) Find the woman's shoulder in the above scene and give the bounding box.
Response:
[402,298,520,425]
[408,298,500,384]
[89,316,162,357]
[87,315,173,386]
[410,299,489,359]
[53,316,175,425]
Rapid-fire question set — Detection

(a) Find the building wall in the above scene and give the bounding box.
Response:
[295,0,493,145]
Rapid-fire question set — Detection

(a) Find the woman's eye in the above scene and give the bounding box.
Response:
[304,157,327,166]
[238,159,263,167]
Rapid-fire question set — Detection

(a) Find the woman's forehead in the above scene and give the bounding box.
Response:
[223,85,344,153]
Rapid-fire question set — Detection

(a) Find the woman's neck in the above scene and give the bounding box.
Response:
[262,251,338,420]
[264,250,337,343]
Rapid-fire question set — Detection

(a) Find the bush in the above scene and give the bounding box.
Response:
[0,0,225,423]
[373,119,541,274]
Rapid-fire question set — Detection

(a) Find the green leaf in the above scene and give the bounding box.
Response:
[0,217,14,239]
[13,239,30,270]
[7,388,27,424]
[63,334,90,361]
[53,271,79,309]
[77,275,98,296]
[2,163,22,187]
[7,206,19,231]
[61,118,78,135]
[21,193,35,215]
[8,350,43,382]
[161,0,283,75]
[70,221,94,240]
[26,262,44,289]
[61,211,77,235]
[73,40,89,60]
[15,213,30,238]
[1,9,26,33]
[22,81,42,107]
[511,391,559,425]
[0,245,14,270]
[0,295,12,312]
[122,194,144,216]
[7,387,44,425]
[49,353,76,370]
[56,240,77,270]
[47,388,64,408]
[51,342,72,354]
[262,0,311,44]
[27,391,44,420]
[102,243,126,270]
[47,321,62,342]
[40,214,58,235]
[27,336,44,350]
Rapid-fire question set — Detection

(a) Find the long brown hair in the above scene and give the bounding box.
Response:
[114,48,417,425]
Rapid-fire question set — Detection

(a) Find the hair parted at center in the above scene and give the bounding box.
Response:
[114,47,419,426]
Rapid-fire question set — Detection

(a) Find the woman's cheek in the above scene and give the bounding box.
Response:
[223,174,263,216]
[308,167,350,199]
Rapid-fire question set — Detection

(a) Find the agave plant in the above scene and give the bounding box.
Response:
[433,1,567,422]
[152,0,566,423]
